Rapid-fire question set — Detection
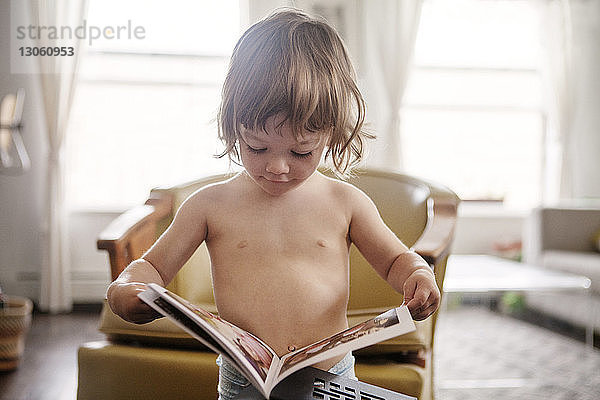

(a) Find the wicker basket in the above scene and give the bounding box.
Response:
[0,295,33,371]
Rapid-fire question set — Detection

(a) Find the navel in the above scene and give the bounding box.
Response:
[237,240,248,249]
[317,239,327,248]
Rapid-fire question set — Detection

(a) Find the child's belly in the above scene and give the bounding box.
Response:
[212,257,350,367]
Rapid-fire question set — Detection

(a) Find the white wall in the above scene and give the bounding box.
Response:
[452,205,526,255]
[570,0,600,199]
[0,1,47,301]
[68,212,117,302]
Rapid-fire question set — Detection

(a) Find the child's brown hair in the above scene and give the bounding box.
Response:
[217,8,373,176]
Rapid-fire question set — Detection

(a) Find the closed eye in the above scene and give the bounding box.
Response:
[246,144,266,154]
[291,151,313,158]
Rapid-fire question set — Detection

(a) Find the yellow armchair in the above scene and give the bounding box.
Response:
[78,169,459,400]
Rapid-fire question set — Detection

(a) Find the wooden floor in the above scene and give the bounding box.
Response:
[0,306,104,400]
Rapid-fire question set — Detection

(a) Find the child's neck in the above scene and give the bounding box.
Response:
[242,169,321,200]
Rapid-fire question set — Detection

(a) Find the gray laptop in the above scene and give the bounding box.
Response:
[234,366,416,400]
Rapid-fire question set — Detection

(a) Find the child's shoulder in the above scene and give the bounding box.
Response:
[180,173,243,207]
[316,172,371,203]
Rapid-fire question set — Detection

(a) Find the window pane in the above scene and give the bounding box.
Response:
[400,109,543,207]
[415,0,540,69]
[86,0,241,55]
[78,53,229,85]
[67,1,240,210]
[402,0,544,208]
[404,69,542,109]
[66,81,233,209]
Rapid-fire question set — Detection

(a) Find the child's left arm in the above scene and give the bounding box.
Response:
[347,186,440,321]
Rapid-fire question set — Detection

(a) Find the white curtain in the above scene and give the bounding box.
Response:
[535,0,575,202]
[359,0,423,170]
[31,0,88,313]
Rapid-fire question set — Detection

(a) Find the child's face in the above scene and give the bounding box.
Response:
[239,115,327,197]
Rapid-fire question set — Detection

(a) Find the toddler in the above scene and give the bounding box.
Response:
[107,8,440,400]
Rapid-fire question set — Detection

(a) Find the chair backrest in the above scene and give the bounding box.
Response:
[157,170,453,315]
[344,171,430,310]
[152,173,235,305]
[538,207,600,252]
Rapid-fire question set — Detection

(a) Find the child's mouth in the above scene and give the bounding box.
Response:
[265,178,289,183]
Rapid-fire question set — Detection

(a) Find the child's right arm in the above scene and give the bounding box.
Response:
[106,190,209,324]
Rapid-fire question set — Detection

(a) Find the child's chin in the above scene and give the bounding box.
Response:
[260,183,294,196]
[258,179,302,196]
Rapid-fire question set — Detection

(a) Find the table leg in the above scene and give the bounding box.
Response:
[585,287,595,349]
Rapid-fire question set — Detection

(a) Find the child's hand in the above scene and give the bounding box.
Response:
[403,269,440,321]
[107,282,161,324]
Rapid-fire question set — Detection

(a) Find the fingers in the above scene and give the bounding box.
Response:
[406,289,428,317]
[402,270,441,321]
[411,301,439,321]
[406,289,440,321]
[109,282,162,324]
[126,301,162,324]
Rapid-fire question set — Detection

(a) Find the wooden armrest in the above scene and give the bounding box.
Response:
[98,191,174,280]
[412,185,460,267]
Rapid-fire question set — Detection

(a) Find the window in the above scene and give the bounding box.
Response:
[66,0,242,210]
[401,0,544,208]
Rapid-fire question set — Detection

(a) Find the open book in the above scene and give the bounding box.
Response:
[138,283,416,399]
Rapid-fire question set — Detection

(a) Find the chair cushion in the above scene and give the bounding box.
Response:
[78,341,219,400]
[99,301,213,350]
[78,340,427,400]
[348,310,431,353]
[355,356,429,400]
[526,291,600,330]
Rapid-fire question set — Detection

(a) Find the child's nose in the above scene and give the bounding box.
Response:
[265,156,290,175]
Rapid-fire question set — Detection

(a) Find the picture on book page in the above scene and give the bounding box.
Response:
[168,291,275,380]
[280,308,400,375]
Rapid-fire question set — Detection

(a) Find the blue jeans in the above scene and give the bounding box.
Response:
[216,352,357,400]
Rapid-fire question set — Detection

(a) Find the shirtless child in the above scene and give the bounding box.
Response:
[107,8,440,400]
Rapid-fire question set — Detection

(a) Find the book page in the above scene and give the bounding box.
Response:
[277,307,415,381]
[151,296,226,353]
[139,285,276,384]
[163,290,276,381]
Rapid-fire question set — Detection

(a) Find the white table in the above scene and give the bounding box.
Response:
[444,255,593,348]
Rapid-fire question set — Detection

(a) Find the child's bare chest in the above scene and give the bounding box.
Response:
[206,196,350,257]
